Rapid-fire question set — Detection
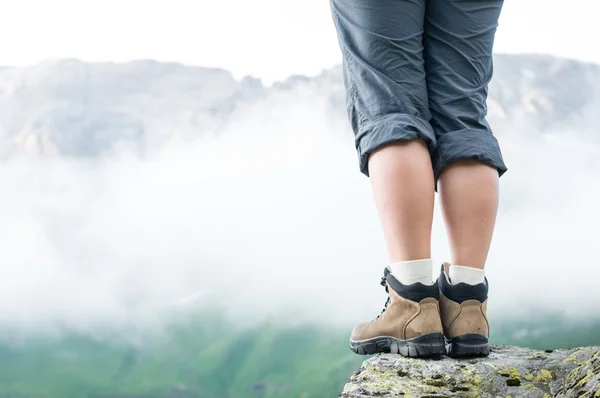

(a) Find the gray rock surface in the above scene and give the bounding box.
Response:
[340,346,599,398]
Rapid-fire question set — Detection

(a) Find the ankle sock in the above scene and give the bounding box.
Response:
[449,265,485,286]
[389,259,433,286]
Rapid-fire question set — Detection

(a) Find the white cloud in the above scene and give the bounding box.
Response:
[0,83,599,334]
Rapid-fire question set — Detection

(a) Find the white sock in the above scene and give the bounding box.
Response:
[449,265,485,286]
[389,259,433,286]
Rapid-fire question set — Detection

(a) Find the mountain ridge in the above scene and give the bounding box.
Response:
[1,53,599,159]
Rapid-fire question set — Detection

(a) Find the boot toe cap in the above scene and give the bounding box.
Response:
[350,322,371,341]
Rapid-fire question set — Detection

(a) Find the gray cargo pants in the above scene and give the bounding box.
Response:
[330,0,507,182]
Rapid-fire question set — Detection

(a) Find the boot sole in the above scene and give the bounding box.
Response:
[349,333,445,357]
[445,333,490,358]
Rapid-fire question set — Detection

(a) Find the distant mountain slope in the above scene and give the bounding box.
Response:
[0,312,598,398]
[1,55,599,158]
[0,59,263,157]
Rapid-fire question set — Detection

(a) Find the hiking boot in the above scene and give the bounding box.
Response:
[349,268,445,357]
[438,265,490,358]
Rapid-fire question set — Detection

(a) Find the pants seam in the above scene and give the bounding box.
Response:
[331,7,367,133]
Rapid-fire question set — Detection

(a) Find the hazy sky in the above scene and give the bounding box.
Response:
[1,0,599,83]
[1,1,600,333]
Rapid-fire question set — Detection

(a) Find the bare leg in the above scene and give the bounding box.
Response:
[368,140,435,263]
[438,160,499,270]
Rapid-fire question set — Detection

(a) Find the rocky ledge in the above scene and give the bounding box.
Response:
[339,346,599,398]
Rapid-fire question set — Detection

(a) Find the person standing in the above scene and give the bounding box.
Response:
[330,0,507,357]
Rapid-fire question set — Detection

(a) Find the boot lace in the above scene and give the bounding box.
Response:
[377,274,390,318]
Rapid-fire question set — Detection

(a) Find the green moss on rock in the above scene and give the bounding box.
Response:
[339,346,600,398]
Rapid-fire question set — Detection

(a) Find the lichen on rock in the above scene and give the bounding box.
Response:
[339,346,600,398]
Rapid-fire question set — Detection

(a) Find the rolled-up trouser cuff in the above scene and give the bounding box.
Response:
[432,128,508,183]
[357,114,437,177]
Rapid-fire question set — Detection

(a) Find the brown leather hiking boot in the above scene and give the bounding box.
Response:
[349,268,445,357]
[438,265,490,358]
